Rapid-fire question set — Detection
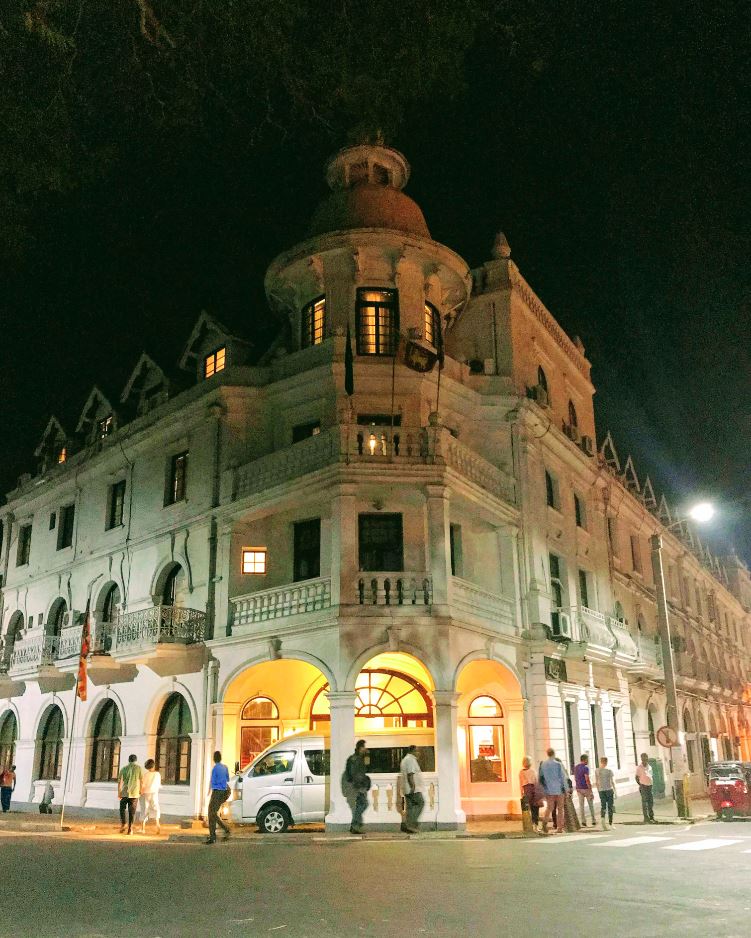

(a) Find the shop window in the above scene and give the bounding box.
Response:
[241,548,267,575]
[38,706,64,780]
[301,297,326,348]
[358,513,403,572]
[16,524,32,567]
[356,288,399,356]
[468,695,506,783]
[164,451,188,506]
[0,711,17,772]
[90,700,122,782]
[57,504,75,550]
[107,479,126,530]
[204,346,226,379]
[156,693,192,785]
[240,696,280,769]
[293,518,321,582]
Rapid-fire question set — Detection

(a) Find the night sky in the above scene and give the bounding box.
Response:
[1,4,749,559]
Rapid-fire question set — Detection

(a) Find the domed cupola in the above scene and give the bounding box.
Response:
[308,144,431,240]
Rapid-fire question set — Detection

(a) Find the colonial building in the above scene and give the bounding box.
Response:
[0,142,749,828]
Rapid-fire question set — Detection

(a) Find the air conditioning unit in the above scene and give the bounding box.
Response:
[580,435,594,456]
[526,385,549,408]
[551,611,573,641]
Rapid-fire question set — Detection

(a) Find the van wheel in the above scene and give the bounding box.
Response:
[257,804,290,834]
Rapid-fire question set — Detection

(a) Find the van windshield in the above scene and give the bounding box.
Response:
[250,751,296,777]
[709,765,744,779]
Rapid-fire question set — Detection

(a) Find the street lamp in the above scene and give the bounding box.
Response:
[650,502,714,820]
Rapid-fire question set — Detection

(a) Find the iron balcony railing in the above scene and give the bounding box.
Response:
[109,605,206,653]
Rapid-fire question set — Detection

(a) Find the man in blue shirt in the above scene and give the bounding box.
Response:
[539,747,567,834]
[205,750,231,844]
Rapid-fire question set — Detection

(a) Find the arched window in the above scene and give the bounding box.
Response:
[310,669,433,730]
[161,564,183,607]
[4,612,24,666]
[537,366,548,393]
[156,693,192,785]
[424,302,441,347]
[467,695,506,783]
[300,296,326,348]
[46,599,67,637]
[615,602,626,623]
[647,708,656,747]
[38,706,64,780]
[568,399,578,428]
[100,584,121,624]
[0,712,17,771]
[90,700,122,782]
[240,696,280,768]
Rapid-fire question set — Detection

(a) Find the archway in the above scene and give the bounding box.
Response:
[0,711,17,771]
[4,612,24,666]
[46,599,67,637]
[455,658,525,818]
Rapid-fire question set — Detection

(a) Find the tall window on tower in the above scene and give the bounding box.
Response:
[300,296,326,348]
[204,347,226,378]
[424,302,441,347]
[356,289,399,356]
[164,451,188,506]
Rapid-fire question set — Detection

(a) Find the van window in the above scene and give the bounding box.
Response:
[250,750,296,777]
[367,746,435,774]
[303,749,330,777]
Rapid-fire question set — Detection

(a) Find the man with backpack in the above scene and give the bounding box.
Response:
[345,739,370,834]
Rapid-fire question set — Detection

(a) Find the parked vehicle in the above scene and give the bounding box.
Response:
[227,730,435,833]
[707,761,751,820]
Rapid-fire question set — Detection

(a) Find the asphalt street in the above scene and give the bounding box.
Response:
[3,820,751,938]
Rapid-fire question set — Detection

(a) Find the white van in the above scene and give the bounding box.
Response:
[228,731,436,833]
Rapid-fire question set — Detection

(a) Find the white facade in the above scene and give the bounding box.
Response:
[0,143,749,828]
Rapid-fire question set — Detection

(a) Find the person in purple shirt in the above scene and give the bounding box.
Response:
[205,750,231,845]
[574,754,596,826]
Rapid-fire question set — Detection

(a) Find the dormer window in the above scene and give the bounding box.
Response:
[204,347,226,379]
[424,302,441,347]
[301,297,326,349]
[98,415,113,440]
[57,447,67,464]
[356,288,399,356]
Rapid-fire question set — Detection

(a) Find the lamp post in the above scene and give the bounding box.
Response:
[650,501,715,820]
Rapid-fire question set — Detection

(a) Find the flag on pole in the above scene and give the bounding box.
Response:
[77,602,91,702]
[398,334,439,373]
[344,322,354,396]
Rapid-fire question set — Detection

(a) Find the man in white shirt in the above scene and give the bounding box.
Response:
[400,745,425,833]
[139,758,162,834]
[635,752,656,823]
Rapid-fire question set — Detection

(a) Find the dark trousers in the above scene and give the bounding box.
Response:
[639,783,654,821]
[1,787,11,812]
[600,789,615,823]
[119,797,137,831]
[405,791,425,831]
[522,784,540,825]
[208,789,230,840]
[351,791,368,831]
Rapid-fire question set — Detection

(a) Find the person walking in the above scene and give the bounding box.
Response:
[596,756,616,829]
[139,758,161,834]
[574,754,596,827]
[399,745,425,833]
[636,753,656,823]
[118,754,143,835]
[345,739,370,834]
[205,750,231,844]
[0,764,15,813]
[539,748,567,834]
[519,756,541,831]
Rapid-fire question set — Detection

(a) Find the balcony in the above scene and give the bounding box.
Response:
[231,577,332,633]
[232,425,515,506]
[557,606,640,664]
[8,632,58,678]
[629,635,664,678]
[107,605,207,676]
[355,573,432,609]
[450,577,515,632]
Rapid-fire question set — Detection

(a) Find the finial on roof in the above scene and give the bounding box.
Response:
[492,231,511,259]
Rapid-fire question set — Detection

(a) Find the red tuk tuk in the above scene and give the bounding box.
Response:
[708,761,751,820]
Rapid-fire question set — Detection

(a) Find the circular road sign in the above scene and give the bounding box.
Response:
[656,725,679,748]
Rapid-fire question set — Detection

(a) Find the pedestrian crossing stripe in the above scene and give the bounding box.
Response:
[529,833,607,844]
[663,838,742,851]
[592,835,672,847]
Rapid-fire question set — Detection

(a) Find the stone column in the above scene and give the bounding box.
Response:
[425,485,451,613]
[330,485,357,608]
[324,691,357,832]
[432,690,466,829]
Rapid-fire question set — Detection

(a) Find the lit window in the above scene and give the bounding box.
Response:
[467,695,506,783]
[356,289,399,356]
[57,447,67,464]
[468,696,503,718]
[204,347,226,378]
[301,297,326,348]
[424,302,441,347]
[242,548,267,575]
[165,451,188,505]
[98,415,113,439]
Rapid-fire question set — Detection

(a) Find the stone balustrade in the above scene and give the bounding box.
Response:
[451,577,514,630]
[232,577,332,627]
[355,573,432,607]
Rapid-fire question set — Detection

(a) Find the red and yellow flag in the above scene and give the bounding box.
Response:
[77,603,91,702]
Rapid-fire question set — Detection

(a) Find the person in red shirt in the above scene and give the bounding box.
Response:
[1,765,16,813]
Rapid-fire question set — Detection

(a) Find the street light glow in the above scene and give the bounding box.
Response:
[689,502,715,524]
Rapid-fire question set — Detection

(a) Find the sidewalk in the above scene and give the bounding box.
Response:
[611,792,714,824]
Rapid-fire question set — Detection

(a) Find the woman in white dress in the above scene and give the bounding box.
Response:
[139,758,161,834]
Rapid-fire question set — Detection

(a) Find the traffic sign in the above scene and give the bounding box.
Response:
[656,725,679,748]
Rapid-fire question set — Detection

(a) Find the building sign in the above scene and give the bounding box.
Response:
[544,656,567,683]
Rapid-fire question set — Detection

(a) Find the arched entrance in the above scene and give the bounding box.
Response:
[455,658,524,818]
